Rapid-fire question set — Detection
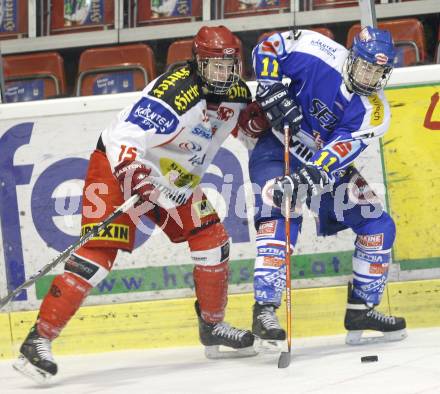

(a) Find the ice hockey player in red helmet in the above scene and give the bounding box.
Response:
[13,25,270,383]
[192,25,242,94]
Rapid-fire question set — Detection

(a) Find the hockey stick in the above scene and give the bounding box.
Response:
[0,194,139,309]
[278,123,292,369]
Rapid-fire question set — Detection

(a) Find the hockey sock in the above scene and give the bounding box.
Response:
[253,219,296,307]
[193,261,229,323]
[189,223,230,324]
[351,246,391,305]
[37,247,117,340]
[351,214,396,305]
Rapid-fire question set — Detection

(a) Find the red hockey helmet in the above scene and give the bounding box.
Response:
[193,25,241,94]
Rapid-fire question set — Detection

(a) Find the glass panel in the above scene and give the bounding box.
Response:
[136,0,202,26]
[1,0,439,103]
[0,0,28,39]
[223,0,290,18]
[49,0,115,34]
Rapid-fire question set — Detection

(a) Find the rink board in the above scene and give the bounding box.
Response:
[383,84,440,262]
[0,88,382,312]
[1,68,440,314]
[2,278,440,360]
[1,67,440,360]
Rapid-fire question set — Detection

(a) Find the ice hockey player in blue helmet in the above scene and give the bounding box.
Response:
[249,26,407,347]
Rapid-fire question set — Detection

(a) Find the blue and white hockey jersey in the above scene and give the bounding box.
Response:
[252,29,391,180]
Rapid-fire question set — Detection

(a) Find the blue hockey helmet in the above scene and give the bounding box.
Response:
[343,26,396,96]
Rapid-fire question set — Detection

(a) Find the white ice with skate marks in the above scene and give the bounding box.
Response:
[3,327,440,394]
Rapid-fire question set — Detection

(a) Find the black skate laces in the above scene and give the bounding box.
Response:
[366,309,396,324]
[212,322,247,341]
[33,337,55,362]
[258,307,281,330]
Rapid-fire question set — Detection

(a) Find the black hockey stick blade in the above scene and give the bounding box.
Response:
[278,351,291,368]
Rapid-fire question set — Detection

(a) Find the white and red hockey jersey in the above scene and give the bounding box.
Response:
[101,64,252,206]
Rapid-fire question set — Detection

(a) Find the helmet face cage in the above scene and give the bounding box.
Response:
[343,26,395,96]
[344,51,392,96]
[197,55,241,95]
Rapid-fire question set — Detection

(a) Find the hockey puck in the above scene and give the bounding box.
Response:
[361,355,378,363]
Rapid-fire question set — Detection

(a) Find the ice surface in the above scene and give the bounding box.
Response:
[2,327,440,394]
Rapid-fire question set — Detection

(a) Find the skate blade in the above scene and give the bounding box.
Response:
[204,345,258,359]
[12,355,54,385]
[254,337,284,354]
[346,329,408,345]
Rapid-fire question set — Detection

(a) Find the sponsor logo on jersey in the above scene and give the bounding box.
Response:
[126,97,178,134]
[148,178,189,205]
[191,125,212,140]
[217,106,235,121]
[310,98,338,131]
[159,158,200,188]
[174,84,200,112]
[257,220,277,237]
[368,94,384,126]
[331,141,352,159]
[178,141,202,152]
[150,67,201,114]
[188,153,206,167]
[151,67,191,98]
[311,39,337,59]
[81,223,130,243]
[356,233,384,251]
[227,84,250,101]
[290,136,314,163]
[193,199,216,219]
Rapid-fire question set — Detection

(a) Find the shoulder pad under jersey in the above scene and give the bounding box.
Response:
[351,91,390,141]
[148,64,202,115]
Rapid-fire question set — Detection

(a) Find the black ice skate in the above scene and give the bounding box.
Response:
[13,325,57,384]
[252,303,286,352]
[195,301,257,359]
[344,282,407,345]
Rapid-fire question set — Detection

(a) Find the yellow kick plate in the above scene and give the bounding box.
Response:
[2,279,440,360]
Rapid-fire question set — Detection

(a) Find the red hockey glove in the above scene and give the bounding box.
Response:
[238,101,271,138]
[114,161,156,203]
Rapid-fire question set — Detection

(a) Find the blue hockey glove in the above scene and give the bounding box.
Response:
[256,83,302,132]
